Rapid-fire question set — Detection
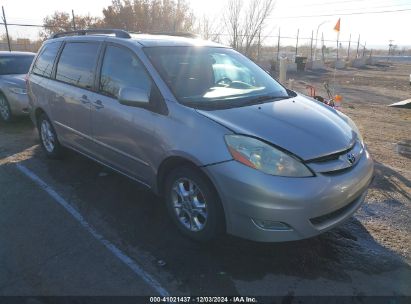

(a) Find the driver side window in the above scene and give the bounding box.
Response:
[99,45,152,99]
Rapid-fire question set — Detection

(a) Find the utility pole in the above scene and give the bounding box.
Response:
[356,34,360,58]
[310,30,313,61]
[321,32,325,61]
[1,6,11,52]
[276,27,280,61]
[362,42,366,57]
[257,29,261,62]
[295,28,299,57]
[347,33,351,59]
[72,10,76,30]
[174,0,180,32]
[388,40,394,56]
[314,20,329,61]
[336,31,340,60]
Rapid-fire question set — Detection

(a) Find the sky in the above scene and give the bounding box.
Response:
[1,0,410,50]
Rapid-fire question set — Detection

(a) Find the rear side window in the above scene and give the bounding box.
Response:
[0,55,34,75]
[56,42,100,90]
[99,45,151,99]
[31,42,61,78]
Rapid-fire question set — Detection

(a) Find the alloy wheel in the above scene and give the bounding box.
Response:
[40,120,56,153]
[0,96,10,121]
[171,178,208,232]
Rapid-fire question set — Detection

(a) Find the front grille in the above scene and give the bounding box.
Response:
[310,195,361,228]
[305,140,363,174]
[306,142,355,163]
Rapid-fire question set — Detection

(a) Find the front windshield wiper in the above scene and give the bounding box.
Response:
[240,94,292,106]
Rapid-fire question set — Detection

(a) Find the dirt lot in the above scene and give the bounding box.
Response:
[290,62,411,260]
[0,62,410,298]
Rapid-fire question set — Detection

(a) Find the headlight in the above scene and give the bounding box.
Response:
[225,135,313,177]
[9,87,27,95]
[338,112,363,144]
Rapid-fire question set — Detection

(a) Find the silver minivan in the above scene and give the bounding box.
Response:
[27,30,374,242]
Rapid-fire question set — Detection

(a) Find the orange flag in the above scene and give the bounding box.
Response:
[334,18,341,32]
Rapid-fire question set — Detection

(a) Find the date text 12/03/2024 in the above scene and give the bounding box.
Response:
[149,297,257,303]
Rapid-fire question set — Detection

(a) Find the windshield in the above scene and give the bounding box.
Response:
[144,47,288,108]
[0,55,34,75]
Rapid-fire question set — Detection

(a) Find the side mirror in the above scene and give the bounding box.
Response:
[118,87,150,107]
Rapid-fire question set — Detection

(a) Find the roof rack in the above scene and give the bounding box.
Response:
[52,29,131,39]
[143,32,200,38]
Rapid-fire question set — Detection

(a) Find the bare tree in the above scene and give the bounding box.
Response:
[243,0,275,56]
[223,0,275,56]
[196,14,222,42]
[224,0,243,50]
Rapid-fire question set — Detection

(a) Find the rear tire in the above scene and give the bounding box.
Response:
[37,113,64,159]
[164,166,225,242]
[0,93,13,123]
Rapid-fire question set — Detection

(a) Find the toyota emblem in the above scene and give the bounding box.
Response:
[347,153,356,165]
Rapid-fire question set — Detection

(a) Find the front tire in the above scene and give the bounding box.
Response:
[0,93,13,123]
[37,113,64,159]
[164,166,225,242]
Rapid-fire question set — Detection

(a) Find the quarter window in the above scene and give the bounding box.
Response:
[99,45,151,99]
[56,42,99,89]
[31,42,61,78]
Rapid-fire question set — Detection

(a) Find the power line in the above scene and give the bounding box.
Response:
[270,7,411,19]
[324,3,411,13]
[283,0,411,9]
[0,22,69,29]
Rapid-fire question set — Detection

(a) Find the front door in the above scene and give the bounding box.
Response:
[91,44,157,184]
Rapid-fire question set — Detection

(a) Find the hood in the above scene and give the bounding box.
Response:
[0,74,26,86]
[196,94,356,160]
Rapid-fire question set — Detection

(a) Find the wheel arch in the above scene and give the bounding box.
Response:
[34,107,46,127]
[157,156,200,195]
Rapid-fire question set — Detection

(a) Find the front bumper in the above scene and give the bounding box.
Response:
[5,91,30,116]
[204,149,374,242]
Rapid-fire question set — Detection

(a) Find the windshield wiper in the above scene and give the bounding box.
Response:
[241,94,291,106]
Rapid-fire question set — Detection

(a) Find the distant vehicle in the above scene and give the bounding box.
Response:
[27,30,374,242]
[0,51,36,122]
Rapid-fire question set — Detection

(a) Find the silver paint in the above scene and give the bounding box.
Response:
[27,34,374,242]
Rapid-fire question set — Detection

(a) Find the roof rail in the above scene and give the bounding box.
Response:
[52,29,131,39]
[144,32,200,39]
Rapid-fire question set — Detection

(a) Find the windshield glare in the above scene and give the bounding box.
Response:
[0,55,34,75]
[144,47,288,107]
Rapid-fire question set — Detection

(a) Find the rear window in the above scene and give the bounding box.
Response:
[0,55,34,75]
[31,42,61,78]
[56,42,100,90]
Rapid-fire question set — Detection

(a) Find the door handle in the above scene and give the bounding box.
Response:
[80,95,90,104]
[93,100,104,109]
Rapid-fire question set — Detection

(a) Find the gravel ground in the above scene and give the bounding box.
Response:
[290,62,411,261]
